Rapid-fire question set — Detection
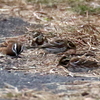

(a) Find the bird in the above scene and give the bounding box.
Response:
[39,39,76,54]
[57,56,70,66]
[58,56,99,72]
[31,31,48,47]
[0,42,23,56]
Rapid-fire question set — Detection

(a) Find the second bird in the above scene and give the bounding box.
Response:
[39,39,76,54]
[0,42,23,56]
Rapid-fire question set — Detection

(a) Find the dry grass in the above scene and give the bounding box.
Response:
[0,0,100,100]
[1,88,62,100]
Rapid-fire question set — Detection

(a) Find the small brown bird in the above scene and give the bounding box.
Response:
[39,39,76,54]
[0,42,23,56]
[58,56,99,72]
[35,34,47,45]
[31,32,48,47]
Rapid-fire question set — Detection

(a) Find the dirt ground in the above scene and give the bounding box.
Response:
[0,0,100,100]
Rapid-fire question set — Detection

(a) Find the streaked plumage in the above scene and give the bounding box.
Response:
[0,42,23,56]
[58,56,99,72]
[31,31,48,47]
[39,39,76,54]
